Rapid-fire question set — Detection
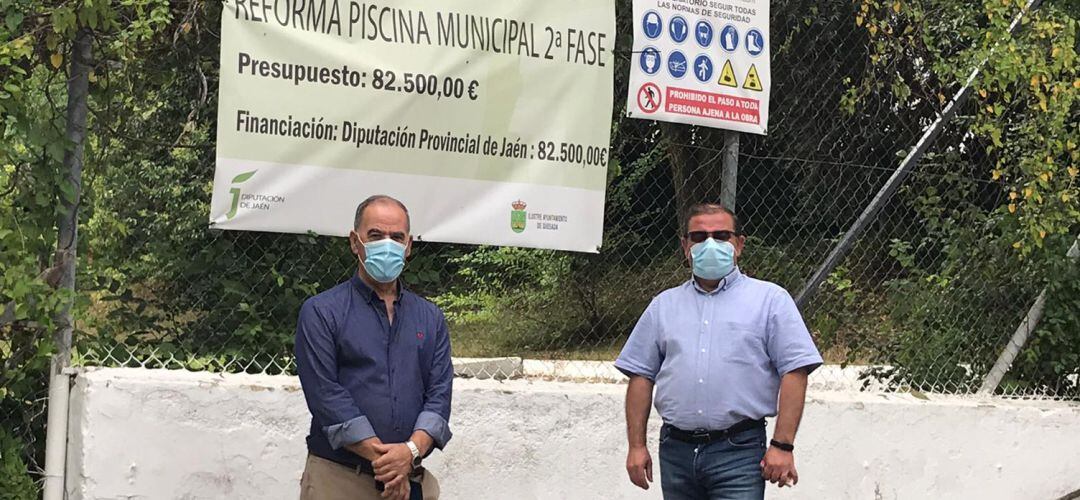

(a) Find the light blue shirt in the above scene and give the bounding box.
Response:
[615,268,823,431]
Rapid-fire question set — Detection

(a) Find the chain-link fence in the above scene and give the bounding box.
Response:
[3,0,1078,490]
[64,0,1077,399]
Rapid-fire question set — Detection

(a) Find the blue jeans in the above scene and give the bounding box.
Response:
[658,424,767,500]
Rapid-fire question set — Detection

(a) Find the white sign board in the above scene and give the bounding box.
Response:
[626,0,771,134]
[210,0,616,253]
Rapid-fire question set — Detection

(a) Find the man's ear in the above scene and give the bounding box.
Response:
[348,230,363,256]
[734,235,746,257]
[680,237,692,267]
[405,236,413,259]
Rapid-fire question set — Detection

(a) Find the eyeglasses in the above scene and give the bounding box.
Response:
[686,230,739,243]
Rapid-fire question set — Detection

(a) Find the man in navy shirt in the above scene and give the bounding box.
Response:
[296,195,453,500]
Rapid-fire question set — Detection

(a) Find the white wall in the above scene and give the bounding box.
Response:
[66,368,1080,500]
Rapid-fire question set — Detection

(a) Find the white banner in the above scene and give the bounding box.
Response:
[626,0,771,134]
[210,0,615,253]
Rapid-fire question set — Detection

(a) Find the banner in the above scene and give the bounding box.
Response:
[626,0,771,134]
[210,0,615,253]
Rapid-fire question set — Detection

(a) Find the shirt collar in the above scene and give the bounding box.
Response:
[690,267,744,295]
[350,274,404,305]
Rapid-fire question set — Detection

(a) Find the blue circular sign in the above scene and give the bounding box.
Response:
[642,11,663,40]
[639,46,661,75]
[667,50,688,79]
[669,16,688,44]
[694,20,714,48]
[693,54,713,83]
[719,24,739,52]
[746,28,765,56]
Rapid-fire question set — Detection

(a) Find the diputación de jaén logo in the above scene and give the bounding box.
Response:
[225,170,257,220]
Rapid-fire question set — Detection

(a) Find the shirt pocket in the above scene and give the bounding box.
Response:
[716,322,767,365]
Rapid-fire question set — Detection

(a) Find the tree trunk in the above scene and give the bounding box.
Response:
[661,123,725,233]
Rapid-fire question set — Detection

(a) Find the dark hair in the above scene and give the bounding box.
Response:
[683,203,740,234]
[354,195,411,232]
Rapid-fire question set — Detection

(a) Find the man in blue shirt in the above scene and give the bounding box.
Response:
[296,195,453,500]
[616,203,822,500]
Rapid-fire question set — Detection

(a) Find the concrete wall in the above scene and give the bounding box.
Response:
[67,368,1080,500]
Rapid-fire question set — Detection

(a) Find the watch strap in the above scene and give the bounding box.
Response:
[770,439,794,452]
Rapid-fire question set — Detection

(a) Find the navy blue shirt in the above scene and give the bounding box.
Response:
[295,275,453,468]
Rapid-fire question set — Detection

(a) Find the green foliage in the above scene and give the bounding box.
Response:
[0,428,36,500]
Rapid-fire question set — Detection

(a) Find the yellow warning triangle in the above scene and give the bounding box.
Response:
[743,64,763,91]
[718,60,738,88]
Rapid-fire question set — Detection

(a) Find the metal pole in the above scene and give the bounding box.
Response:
[43,27,92,500]
[721,131,739,211]
[793,0,1043,308]
[978,235,1080,395]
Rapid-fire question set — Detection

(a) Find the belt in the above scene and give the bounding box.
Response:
[666,418,765,444]
[322,454,376,475]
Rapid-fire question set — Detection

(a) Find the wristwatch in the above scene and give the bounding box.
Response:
[405,440,422,467]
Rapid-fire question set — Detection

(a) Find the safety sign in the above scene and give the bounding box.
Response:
[626,0,771,134]
[637,83,662,113]
[694,55,714,83]
[670,16,689,43]
[668,51,688,79]
[695,20,713,47]
[719,60,738,88]
[640,47,661,75]
[746,29,765,57]
[643,11,662,39]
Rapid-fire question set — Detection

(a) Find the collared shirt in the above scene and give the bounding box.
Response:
[295,275,453,468]
[615,268,822,431]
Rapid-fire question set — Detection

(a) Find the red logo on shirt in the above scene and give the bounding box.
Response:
[416,331,425,341]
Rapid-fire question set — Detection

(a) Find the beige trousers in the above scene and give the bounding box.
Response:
[300,454,440,500]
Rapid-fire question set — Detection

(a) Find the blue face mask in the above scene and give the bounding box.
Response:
[361,238,406,283]
[690,238,736,280]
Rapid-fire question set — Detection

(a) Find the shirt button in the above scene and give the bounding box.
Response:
[701,348,706,353]
[703,320,709,325]
[698,410,703,415]
[699,379,704,384]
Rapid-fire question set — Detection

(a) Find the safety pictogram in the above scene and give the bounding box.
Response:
[669,16,688,43]
[718,60,738,88]
[719,25,739,52]
[637,83,662,113]
[695,20,713,48]
[667,51,688,79]
[743,64,763,91]
[693,54,714,83]
[642,11,662,39]
[746,29,765,57]
[640,47,661,75]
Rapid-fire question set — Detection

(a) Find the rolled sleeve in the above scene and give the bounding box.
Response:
[414,410,452,449]
[295,300,371,449]
[325,415,377,450]
[614,299,663,381]
[766,288,824,376]
[416,310,454,449]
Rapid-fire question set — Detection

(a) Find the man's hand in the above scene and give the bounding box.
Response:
[760,447,798,487]
[380,476,410,500]
[346,437,385,462]
[373,443,413,489]
[626,445,654,490]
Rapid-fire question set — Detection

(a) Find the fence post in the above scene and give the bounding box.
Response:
[42,27,92,500]
[721,131,738,211]
[978,235,1080,395]
[793,0,1043,309]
